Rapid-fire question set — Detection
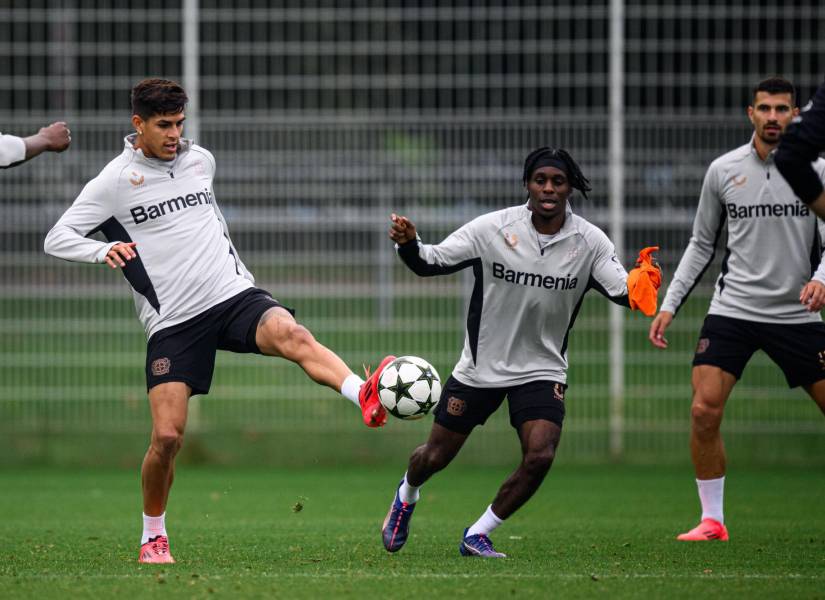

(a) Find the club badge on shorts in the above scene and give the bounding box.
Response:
[696,338,710,354]
[446,396,466,416]
[152,357,171,376]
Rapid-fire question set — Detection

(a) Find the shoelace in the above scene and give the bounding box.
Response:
[391,501,410,522]
[152,538,169,555]
[472,534,495,552]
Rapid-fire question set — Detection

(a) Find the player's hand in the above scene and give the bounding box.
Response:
[800,280,825,312]
[104,242,137,269]
[648,310,673,349]
[39,122,71,152]
[389,213,417,245]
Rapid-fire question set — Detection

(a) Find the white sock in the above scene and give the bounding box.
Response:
[696,476,725,524]
[466,505,504,537]
[398,472,420,504]
[340,374,365,407]
[141,512,167,545]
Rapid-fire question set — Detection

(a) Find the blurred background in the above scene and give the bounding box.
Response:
[1,0,823,468]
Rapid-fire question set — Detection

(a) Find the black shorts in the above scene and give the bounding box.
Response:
[145,288,292,395]
[433,375,566,434]
[692,314,825,388]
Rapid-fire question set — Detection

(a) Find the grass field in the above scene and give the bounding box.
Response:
[1,465,823,599]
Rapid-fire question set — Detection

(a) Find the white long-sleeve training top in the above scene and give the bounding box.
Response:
[661,139,825,324]
[397,204,629,387]
[44,134,254,338]
[0,132,26,167]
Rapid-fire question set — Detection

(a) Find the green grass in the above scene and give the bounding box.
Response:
[1,465,823,598]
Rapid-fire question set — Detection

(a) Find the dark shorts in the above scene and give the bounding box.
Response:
[433,375,566,435]
[692,314,825,388]
[145,288,292,395]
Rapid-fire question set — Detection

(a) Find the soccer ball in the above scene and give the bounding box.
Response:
[378,356,442,420]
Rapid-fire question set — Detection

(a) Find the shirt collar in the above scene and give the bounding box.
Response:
[749,134,776,164]
[123,133,191,168]
[523,201,578,245]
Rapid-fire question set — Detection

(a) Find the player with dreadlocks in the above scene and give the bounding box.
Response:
[379,146,661,557]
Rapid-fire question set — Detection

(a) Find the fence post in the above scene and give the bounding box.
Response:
[183,0,200,144]
[182,0,202,431]
[608,0,625,461]
[377,184,393,325]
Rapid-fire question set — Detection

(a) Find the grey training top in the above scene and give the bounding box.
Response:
[44,135,254,338]
[397,204,629,387]
[661,138,825,324]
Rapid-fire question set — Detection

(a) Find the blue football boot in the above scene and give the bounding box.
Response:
[458,527,507,558]
[382,482,416,552]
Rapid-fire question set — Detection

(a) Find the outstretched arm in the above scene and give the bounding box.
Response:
[0,123,71,168]
[390,213,480,277]
[24,122,72,159]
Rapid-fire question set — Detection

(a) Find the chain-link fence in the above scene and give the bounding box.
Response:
[1,1,824,466]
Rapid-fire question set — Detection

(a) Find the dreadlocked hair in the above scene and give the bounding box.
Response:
[522,147,592,199]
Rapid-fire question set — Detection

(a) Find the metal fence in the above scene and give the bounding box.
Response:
[1,1,824,466]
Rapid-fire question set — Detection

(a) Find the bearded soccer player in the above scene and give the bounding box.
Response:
[0,122,71,168]
[380,147,660,557]
[649,77,825,542]
[44,79,393,564]
[776,76,825,219]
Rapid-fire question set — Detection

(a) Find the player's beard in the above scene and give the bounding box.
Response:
[758,123,782,145]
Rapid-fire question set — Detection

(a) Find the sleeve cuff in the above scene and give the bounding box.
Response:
[0,134,26,166]
[394,237,421,254]
[94,242,119,264]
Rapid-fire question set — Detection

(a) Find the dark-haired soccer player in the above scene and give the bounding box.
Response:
[1,122,71,168]
[44,78,393,564]
[776,76,825,219]
[650,77,825,542]
[381,147,659,557]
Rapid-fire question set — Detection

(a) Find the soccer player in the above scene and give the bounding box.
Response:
[381,147,660,557]
[0,122,71,167]
[776,76,825,219]
[649,77,825,542]
[43,79,393,564]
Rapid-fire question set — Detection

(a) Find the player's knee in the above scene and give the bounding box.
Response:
[522,446,555,476]
[285,324,316,360]
[690,397,723,431]
[152,428,184,460]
